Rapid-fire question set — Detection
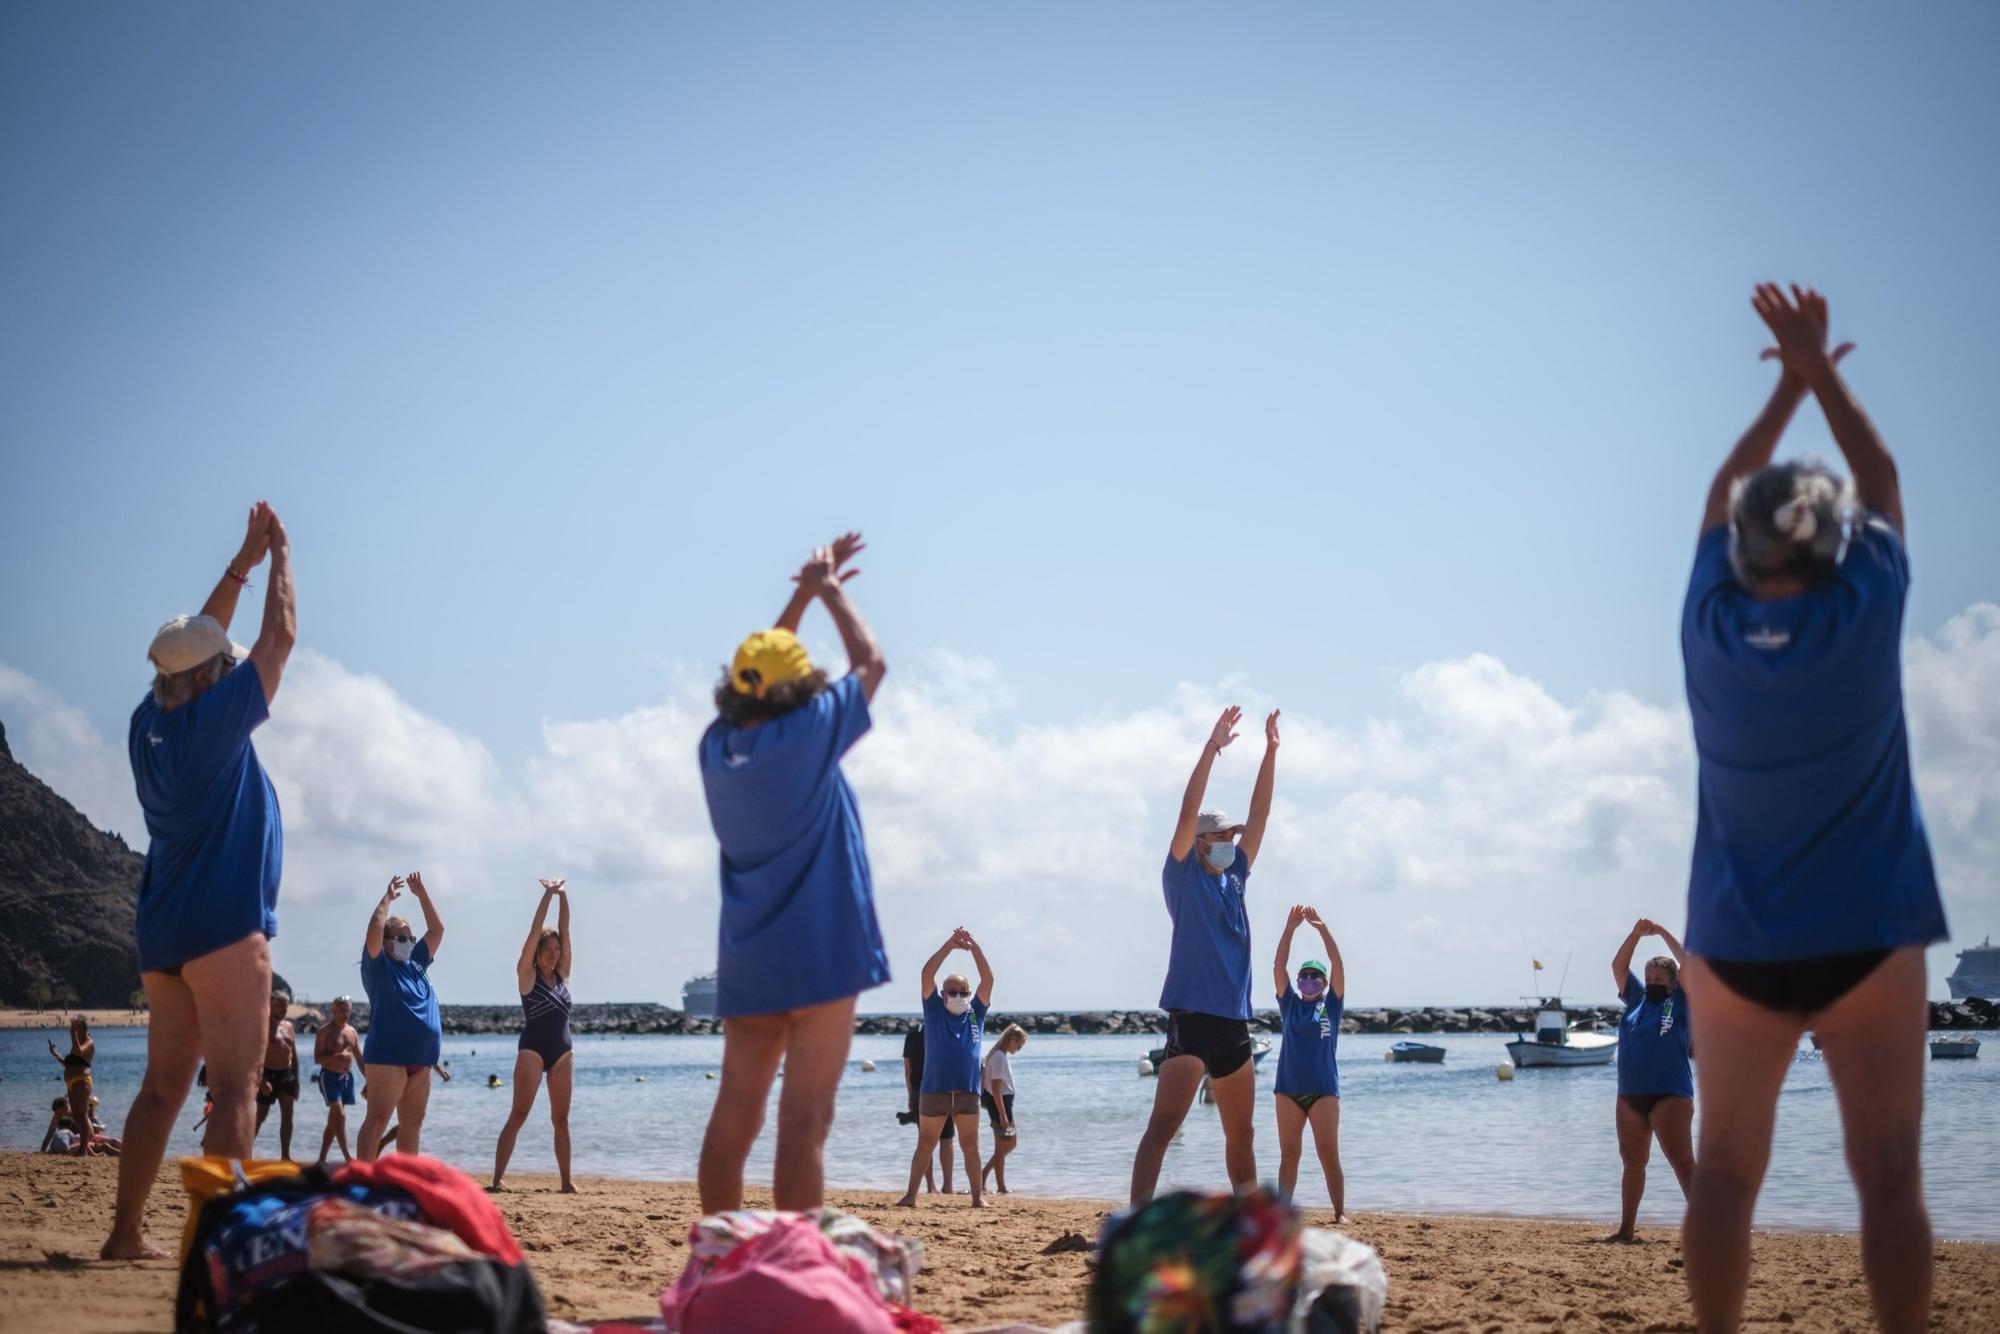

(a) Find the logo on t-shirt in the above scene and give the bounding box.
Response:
[1314,1002,1330,1040]
[1658,998,1676,1036]
[1744,625,1791,651]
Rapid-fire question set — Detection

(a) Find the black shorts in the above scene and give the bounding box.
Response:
[1160,1010,1254,1079]
[980,1090,1015,1131]
[258,1066,300,1106]
[1619,1092,1690,1118]
[1706,949,1892,1015]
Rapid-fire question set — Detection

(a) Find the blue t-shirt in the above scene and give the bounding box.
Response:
[919,991,988,1094]
[127,661,283,973]
[1681,518,1946,961]
[1158,851,1252,1019]
[359,939,442,1067]
[1274,984,1342,1097]
[699,674,891,1018]
[1617,973,1693,1098]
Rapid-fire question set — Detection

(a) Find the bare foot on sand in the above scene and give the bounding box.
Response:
[1603,1229,1639,1244]
[971,1196,988,1208]
[99,1235,167,1261]
[894,1194,916,1208]
[560,1182,578,1194]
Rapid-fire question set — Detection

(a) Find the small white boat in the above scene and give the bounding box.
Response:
[1930,1036,1980,1060]
[1505,999,1617,1068]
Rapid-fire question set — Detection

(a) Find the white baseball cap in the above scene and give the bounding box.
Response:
[147,614,246,675]
[1195,810,1245,836]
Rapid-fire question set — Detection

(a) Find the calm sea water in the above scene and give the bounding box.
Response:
[5,1026,1995,1239]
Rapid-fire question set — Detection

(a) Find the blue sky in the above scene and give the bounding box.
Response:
[3,3,1996,1006]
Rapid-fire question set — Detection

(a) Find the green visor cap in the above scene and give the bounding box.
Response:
[1297,959,1329,977]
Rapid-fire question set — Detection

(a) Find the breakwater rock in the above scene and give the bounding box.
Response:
[294,997,2000,1038]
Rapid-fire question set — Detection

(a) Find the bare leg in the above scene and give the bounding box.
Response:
[1206,1058,1258,1192]
[1815,946,1932,1334]
[102,971,200,1259]
[105,933,270,1260]
[698,1012,787,1214]
[940,1134,955,1192]
[357,1064,409,1162]
[1610,1096,1653,1240]
[772,995,856,1211]
[898,1116,947,1206]
[546,1051,575,1191]
[391,1067,433,1157]
[319,1101,350,1164]
[1273,1095,1306,1203]
[954,1110,985,1207]
[983,1117,1016,1192]
[1307,1095,1345,1220]
[1650,1096,1696,1201]
[1680,955,1805,1333]
[277,1094,294,1161]
[492,1049,545,1189]
[1130,1054,1203,1204]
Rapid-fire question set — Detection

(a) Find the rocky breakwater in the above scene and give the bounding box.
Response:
[1928,997,2000,1030]
[297,1002,722,1036]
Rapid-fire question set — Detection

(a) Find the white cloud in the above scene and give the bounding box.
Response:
[3,603,1996,1007]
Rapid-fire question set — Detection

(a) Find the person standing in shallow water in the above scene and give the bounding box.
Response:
[696,532,889,1214]
[103,501,296,1261]
[1607,919,1694,1243]
[896,929,995,1208]
[253,990,300,1160]
[1130,705,1280,1205]
[313,996,360,1165]
[1679,285,1947,1334]
[492,877,576,1192]
[1272,904,1345,1217]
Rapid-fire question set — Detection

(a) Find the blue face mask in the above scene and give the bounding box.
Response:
[1203,840,1237,870]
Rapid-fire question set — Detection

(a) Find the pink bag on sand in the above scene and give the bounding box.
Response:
[660,1213,897,1334]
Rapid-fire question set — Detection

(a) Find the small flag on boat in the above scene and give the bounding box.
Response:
[1533,959,1544,970]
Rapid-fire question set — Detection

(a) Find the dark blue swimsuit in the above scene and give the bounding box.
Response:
[519,969,573,1068]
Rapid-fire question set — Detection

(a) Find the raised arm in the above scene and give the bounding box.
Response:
[965,930,994,1007]
[245,506,297,705]
[1612,918,1649,991]
[918,932,959,1001]
[407,871,443,956]
[795,534,886,702]
[364,876,404,959]
[1273,904,1306,999]
[556,881,572,977]
[1654,923,1687,969]
[1307,908,1345,1000]
[517,881,559,992]
[198,502,273,633]
[1790,291,1901,532]
[1239,710,1280,870]
[1171,708,1240,862]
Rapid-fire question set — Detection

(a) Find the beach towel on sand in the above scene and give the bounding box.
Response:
[1088,1187,1300,1334]
[660,1208,935,1334]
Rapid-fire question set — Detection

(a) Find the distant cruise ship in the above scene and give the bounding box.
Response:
[682,972,718,1017]
[1947,937,2000,1001]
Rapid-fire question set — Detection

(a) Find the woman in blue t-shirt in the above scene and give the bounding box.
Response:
[696,533,890,1216]
[355,872,446,1161]
[1607,919,1693,1243]
[1130,706,1280,1205]
[894,928,994,1209]
[1271,904,1346,1217]
[1679,285,1946,1333]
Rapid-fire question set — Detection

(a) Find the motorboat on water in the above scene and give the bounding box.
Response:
[1504,998,1617,1068]
[1386,1041,1446,1063]
[1946,936,2000,1000]
[1930,1036,1980,1060]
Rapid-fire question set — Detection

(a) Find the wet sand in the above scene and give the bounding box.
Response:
[3,1152,1997,1330]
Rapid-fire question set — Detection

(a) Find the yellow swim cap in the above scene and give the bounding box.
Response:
[730,628,814,696]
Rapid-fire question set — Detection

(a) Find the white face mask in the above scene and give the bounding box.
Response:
[943,993,971,1016]
[387,939,415,963]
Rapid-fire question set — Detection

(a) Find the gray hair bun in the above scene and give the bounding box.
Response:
[1728,457,1853,587]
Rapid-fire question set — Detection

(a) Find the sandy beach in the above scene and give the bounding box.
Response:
[3,1152,1997,1331]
